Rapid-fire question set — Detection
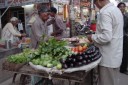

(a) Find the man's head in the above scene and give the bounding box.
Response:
[117,2,126,14]
[94,0,110,9]
[38,5,49,21]
[49,7,57,17]
[19,20,22,23]
[10,17,19,26]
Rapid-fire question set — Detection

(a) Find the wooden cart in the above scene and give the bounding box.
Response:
[2,61,99,85]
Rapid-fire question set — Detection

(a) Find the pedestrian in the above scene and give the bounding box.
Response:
[87,0,123,85]
[48,7,67,39]
[17,20,24,33]
[117,2,128,18]
[17,20,25,40]
[1,17,26,43]
[30,5,49,85]
[117,2,128,75]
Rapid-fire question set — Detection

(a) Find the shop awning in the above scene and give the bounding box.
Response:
[0,0,50,8]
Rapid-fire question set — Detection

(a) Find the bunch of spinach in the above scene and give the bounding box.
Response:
[31,37,72,69]
[39,37,72,60]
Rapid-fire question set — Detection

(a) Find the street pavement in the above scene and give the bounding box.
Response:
[119,73,128,85]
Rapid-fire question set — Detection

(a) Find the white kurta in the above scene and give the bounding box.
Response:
[92,3,123,68]
[1,23,21,43]
[18,23,23,31]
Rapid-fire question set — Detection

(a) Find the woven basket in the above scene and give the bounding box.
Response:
[2,59,26,71]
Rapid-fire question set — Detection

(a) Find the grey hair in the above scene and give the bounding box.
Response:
[10,17,18,22]
[38,5,49,14]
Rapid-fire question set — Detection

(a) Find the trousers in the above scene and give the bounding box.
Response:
[120,36,128,72]
[97,66,119,85]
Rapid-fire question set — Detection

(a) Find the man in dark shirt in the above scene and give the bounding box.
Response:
[48,7,67,39]
[117,2,128,75]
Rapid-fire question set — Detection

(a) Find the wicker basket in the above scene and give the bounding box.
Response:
[2,59,26,71]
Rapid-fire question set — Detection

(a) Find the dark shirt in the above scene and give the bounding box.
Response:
[123,14,128,35]
[47,15,66,38]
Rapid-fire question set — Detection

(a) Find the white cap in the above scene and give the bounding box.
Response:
[10,17,18,22]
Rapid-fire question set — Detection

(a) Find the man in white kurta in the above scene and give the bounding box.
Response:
[87,0,123,85]
[1,17,22,43]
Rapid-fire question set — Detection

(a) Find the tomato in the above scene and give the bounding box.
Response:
[78,46,83,52]
[71,47,77,52]
[82,45,87,51]
[74,47,78,52]
[71,48,74,51]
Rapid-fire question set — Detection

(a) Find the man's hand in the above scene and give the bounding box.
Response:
[51,32,56,36]
[87,34,93,42]
[21,33,26,37]
[54,36,61,41]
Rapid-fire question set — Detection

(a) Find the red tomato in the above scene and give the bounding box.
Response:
[78,46,83,52]
[82,45,87,51]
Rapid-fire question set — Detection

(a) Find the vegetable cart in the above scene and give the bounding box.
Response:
[2,57,101,85]
[2,37,101,85]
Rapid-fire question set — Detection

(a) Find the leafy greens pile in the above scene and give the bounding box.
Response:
[7,48,33,64]
[31,37,72,69]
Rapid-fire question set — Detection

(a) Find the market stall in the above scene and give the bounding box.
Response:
[2,36,101,85]
[0,0,102,85]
